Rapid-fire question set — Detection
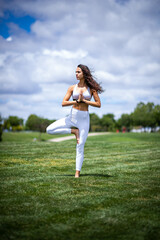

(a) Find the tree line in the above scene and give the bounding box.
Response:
[0,102,160,141]
[90,102,160,132]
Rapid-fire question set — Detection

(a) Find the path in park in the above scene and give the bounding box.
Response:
[48,132,110,142]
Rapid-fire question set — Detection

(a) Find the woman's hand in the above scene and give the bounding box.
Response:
[78,90,83,102]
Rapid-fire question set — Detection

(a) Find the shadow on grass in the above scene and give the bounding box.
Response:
[56,174,113,178]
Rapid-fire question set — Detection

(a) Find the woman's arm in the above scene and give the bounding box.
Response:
[82,90,101,108]
[62,86,77,107]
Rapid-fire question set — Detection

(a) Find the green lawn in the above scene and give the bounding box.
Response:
[0,132,160,240]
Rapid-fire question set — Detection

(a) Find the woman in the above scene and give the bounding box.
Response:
[46,64,103,178]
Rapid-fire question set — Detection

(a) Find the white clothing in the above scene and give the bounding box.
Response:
[46,108,90,171]
[72,84,91,100]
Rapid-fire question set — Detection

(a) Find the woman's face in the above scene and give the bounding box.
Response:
[76,67,84,81]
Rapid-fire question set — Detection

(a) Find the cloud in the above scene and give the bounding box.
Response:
[6,36,12,41]
[0,51,41,94]
[43,49,88,59]
[0,0,160,121]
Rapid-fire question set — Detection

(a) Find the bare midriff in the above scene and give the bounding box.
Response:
[73,102,89,111]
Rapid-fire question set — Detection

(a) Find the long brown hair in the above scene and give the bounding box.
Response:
[78,64,104,93]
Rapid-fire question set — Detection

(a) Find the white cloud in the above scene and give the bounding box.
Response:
[6,36,13,42]
[43,49,88,59]
[0,0,160,121]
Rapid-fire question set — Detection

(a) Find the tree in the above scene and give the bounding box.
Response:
[153,105,160,127]
[89,113,101,131]
[9,116,23,126]
[26,114,55,140]
[145,102,157,130]
[101,114,116,131]
[117,113,133,132]
[132,102,156,130]
[0,115,3,141]
[26,114,41,132]
[3,116,24,131]
[132,102,146,127]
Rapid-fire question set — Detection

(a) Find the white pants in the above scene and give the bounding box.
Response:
[46,108,90,171]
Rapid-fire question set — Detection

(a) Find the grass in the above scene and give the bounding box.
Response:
[0,132,160,240]
[2,131,70,142]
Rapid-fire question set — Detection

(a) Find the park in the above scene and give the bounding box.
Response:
[1,0,160,239]
[0,131,160,239]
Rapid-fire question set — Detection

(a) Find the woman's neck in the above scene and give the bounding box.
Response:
[78,79,86,87]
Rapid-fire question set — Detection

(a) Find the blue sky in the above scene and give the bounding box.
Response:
[0,12,36,38]
[0,0,160,121]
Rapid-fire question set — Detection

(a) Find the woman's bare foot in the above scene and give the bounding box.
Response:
[75,170,80,178]
[71,128,79,144]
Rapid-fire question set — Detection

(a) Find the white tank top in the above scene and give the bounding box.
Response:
[72,84,91,100]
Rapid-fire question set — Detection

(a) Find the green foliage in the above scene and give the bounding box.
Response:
[100,114,116,131]
[25,114,55,141]
[89,102,160,132]
[90,113,101,131]
[90,113,117,132]
[117,102,160,131]
[132,102,156,128]
[9,116,23,126]
[90,113,100,125]
[3,116,24,131]
[12,125,24,131]
[0,133,160,240]
[117,113,133,131]
[0,114,3,141]
[90,124,103,132]
[26,114,41,131]
[154,105,160,125]
[26,114,54,133]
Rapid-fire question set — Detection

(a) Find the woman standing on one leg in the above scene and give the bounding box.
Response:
[46,64,103,178]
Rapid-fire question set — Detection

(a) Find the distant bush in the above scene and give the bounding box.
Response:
[12,125,24,131]
[26,114,54,133]
[0,124,2,141]
[25,114,55,141]
[3,116,24,131]
[0,114,3,141]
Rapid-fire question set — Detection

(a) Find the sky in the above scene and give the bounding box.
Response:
[0,0,160,121]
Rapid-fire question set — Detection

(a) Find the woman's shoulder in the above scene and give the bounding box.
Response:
[68,84,76,92]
